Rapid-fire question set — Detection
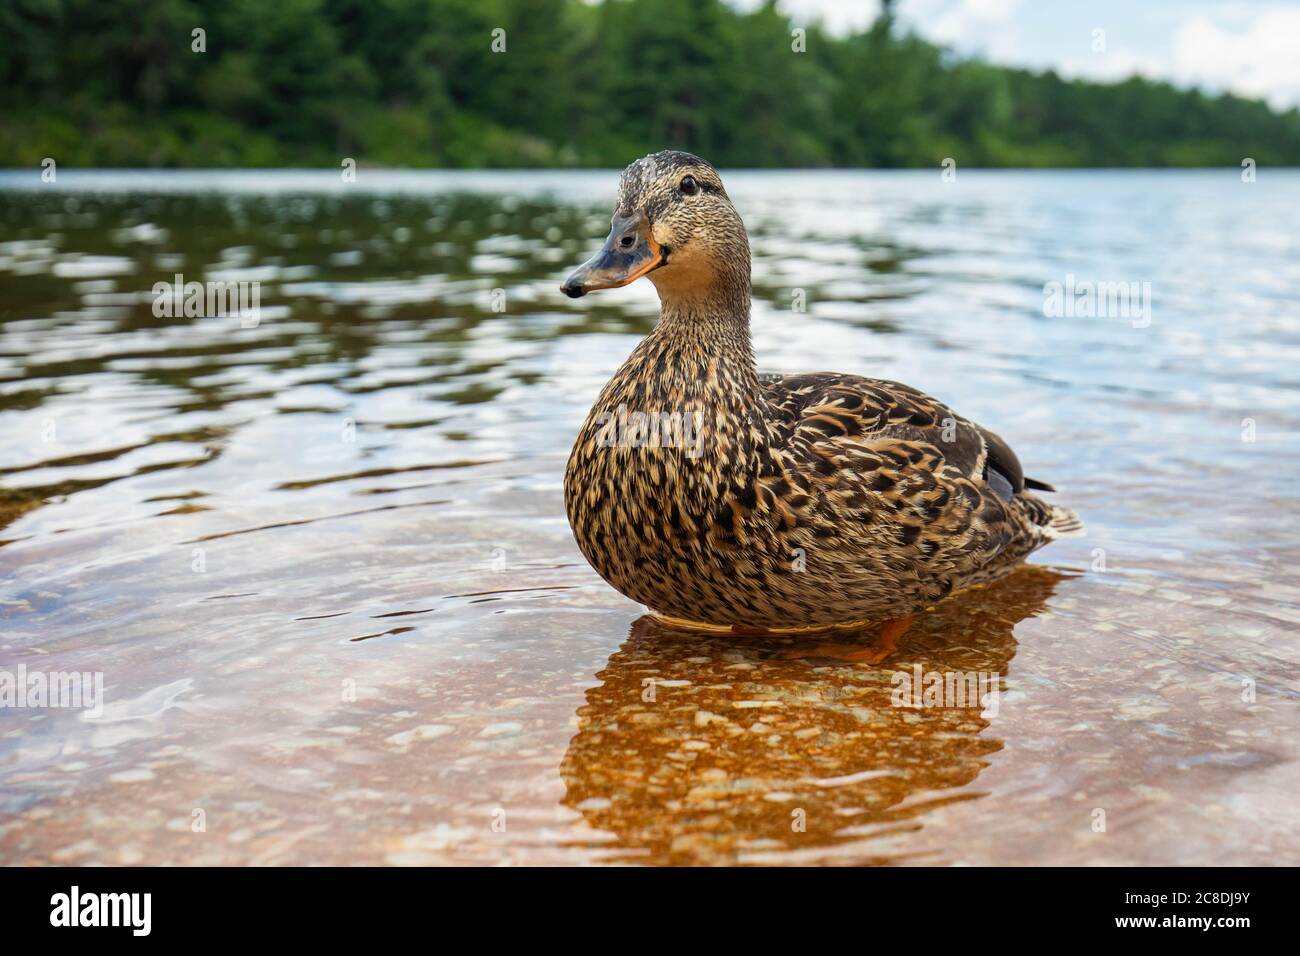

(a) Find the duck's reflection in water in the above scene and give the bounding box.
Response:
[561,566,1066,865]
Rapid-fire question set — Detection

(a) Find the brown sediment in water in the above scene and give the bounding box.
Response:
[560,566,1065,865]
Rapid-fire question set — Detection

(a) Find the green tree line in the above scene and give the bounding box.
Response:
[3,0,1298,168]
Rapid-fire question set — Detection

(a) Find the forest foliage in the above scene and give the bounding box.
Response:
[4,0,1299,168]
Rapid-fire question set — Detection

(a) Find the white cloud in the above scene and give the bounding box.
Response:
[1053,6,1300,108]
[916,0,1022,43]
[958,0,1022,20]
[1056,49,1169,86]
[750,0,1300,108]
[905,0,1024,62]
[1169,9,1300,109]
[759,0,880,35]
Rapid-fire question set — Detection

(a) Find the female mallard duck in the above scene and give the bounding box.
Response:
[560,150,1082,638]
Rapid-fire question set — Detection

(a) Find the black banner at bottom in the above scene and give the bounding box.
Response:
[0,865,1284,941]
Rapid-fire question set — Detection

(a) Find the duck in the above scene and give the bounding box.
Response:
[560,150,1082,640]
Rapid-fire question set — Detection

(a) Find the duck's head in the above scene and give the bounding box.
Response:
[560,150,749,303]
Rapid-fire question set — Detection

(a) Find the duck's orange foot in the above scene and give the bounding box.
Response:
[778,615,913,664]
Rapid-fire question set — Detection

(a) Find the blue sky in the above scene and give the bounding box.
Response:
[732,0,1300,109]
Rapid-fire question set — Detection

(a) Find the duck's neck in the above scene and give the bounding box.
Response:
[659,298,752,370]
[631,274,759,413]
[592,277,772,487]
[642,276,760,404]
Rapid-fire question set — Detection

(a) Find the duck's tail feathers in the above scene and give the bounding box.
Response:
[1021,493,1085,539]
[1042,504,1086,539]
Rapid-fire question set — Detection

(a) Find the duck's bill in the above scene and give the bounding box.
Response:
[560,231,664,298]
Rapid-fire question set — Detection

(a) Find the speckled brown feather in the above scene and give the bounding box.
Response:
[564,151,1083,629]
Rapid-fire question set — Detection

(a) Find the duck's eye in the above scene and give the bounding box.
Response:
[678,175,699,196]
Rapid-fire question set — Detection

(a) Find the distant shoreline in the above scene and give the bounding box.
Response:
[5,1,1298,171]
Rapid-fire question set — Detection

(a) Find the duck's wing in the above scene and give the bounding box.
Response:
[763,373,1034,493]
[760,372,1082,551]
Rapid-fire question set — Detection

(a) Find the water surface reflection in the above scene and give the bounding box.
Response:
[562,568,1063,864]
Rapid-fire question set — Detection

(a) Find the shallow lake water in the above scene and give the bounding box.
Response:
[1,168,1297,865]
